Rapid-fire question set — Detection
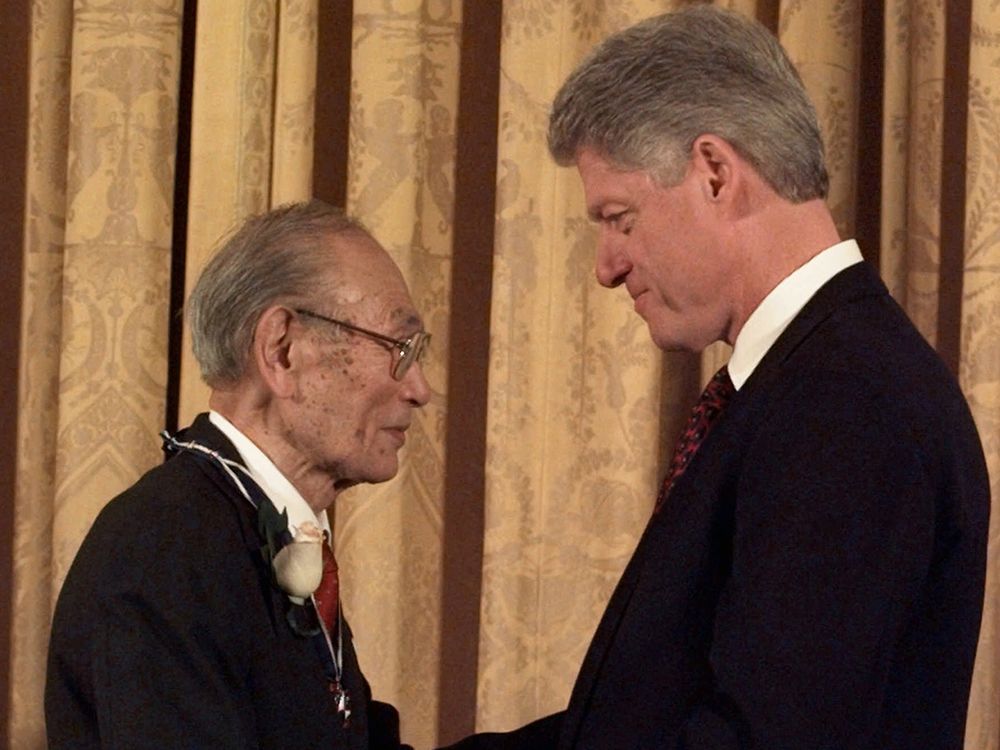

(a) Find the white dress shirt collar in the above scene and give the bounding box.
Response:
[208,411,330,537]
[728,239,864,390]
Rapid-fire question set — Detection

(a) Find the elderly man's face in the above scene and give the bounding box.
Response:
[285,234,431,489]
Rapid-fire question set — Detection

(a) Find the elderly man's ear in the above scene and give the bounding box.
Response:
[252,306,299,398]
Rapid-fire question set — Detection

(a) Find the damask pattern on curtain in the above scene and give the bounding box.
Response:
[479,0,686,727]
[178,0,318,421]
[12,3,183,745]
[336,4,461,748]
[10,1,1000,749]
[958,1,1000,745]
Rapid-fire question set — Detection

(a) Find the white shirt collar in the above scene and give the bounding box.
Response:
[728,239,864,390]
[208,411,330,538]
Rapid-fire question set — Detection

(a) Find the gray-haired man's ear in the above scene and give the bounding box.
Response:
[252,305,298,399]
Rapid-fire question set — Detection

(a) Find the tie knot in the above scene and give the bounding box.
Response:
[655,364,736,512]
[314,541,339,634]
[701,365,735,412]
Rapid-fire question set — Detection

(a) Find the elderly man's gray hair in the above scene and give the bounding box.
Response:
[187,200,370,387]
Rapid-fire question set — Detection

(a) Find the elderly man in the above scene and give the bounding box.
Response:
[446,6,989,750]
[46,201,428,748]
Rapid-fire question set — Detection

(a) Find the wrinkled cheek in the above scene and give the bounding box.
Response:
[295,384,339,415]
[287,386,353,457]
[359,422,394,462]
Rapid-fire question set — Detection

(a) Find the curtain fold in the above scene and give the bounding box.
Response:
[9,2,1000,748]
[779,0,860,236]
[962,1,1000,745]
[338,3,461,747]
[477,0,686,730]
[11,4,72,745]
[881,0,947,344]
[271,0,319,204]
[11,2,184,746]
[178,0,278,422]
[178,0,318,424]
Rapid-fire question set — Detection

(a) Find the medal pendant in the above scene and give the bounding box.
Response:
[329,680,352,727]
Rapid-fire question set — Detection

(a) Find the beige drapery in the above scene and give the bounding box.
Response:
[12,2,183,746]
[10,1,1000,749]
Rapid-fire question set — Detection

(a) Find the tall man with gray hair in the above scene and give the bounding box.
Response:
[46,201,428,748]
[446,5,988,749]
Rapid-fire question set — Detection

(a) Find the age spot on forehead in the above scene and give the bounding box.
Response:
[386,304,422,329]
[382,297,422,333]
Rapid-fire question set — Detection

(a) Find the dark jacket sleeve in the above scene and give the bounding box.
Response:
[437,712,564,750]
[368,698,413,750]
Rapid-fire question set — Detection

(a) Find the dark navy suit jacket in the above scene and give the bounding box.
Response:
[447,262,990,750]
[46,415,408,749]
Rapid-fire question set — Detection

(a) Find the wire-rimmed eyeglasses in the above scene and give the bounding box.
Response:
[295,308,430,381]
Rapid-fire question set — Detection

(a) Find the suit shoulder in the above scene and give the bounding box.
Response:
[65,451,258,599]
[94,450,247,534]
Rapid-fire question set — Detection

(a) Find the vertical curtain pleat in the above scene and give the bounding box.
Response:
[177,0,278,424]
[778,0,861,236]
[436,4,503,741]
[177,0,317,425]
[881,0,916,304]
[477,0,686,731]
[10,4,73,744]
[881,1,946,345]
[961,1,1000,745]
[339,4,462,747]
[51,2,181,582]
[11,2,184,746]
[271,0,318,204]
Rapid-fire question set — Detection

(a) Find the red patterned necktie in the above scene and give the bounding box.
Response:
[312,536,339,633]
[655,365,735,512]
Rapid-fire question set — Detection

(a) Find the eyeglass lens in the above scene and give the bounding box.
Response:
[393,332,430,380]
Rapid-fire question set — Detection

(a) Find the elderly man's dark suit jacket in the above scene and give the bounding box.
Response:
[46,415,408,749]
[447,262,990,750]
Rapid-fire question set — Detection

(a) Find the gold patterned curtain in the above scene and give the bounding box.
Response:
[12,2,183,745]
[178,0,318,421]
[336,4,460,748]
[9,1,1000,749]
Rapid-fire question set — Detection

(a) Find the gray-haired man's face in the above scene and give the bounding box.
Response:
[280,235,431,490]
[577,146,739,353]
